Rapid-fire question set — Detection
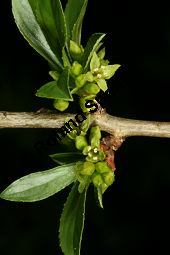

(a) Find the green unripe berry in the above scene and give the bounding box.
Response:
[53,99,69,111]
[85,72,94,82]
[71,61,83,77]
[75,135,88,151]
[95,162,111,174]
[75,74,87,88]
[83,83,100,95]
[76,161,84,174]
[92,172,104,187]
[103,171,115,186]
[75,72,94,89]
[80,162,95,176]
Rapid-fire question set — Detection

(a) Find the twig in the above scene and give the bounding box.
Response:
[0,111,170,138]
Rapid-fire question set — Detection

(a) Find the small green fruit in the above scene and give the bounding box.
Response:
[75,74,87,88]
[103,171,115,186]
[80,162,95,176]
[75,135,88,151]
[71,61,83,77]
[92,172,104,187]
[83,83,100,95]
[95,162,111,174]
[70,40,83,60]
[53,99,69,111]
[85,71,94,82]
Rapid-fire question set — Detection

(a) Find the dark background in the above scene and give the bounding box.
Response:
[0,1,170,254]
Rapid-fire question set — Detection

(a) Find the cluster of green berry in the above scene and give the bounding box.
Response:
[53,40,120,112]
[51,40,119,206]
[73,122,115,207]
[76,161,114,194]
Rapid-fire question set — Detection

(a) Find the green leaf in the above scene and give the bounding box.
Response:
[50,152,84,165]
[62,48,71,68]
[65,0,88,44]
[36,67,73,100]
[82,33,106,70]
[0,164,76,202]
[12,0,65,70]
[31,0,67,63]
[59,182,87,255]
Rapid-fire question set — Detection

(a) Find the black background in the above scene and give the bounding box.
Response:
[0,1,170,255]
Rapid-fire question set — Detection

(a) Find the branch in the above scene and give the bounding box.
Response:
[0,111,170,138]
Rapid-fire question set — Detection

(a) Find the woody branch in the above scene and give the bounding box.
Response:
[0,111,170,139]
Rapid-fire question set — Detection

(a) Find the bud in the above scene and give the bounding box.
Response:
[71,61,83,77]
[85,72,94,82]
[83,83,100,95]
[53,99,69,111]
[75,135,88,151]
[92,172,104,187]
[103,171,115,186]
[80,162,95,176]
[89,126,101,148]
[95,162,111,174]
[70,40,83,60]
[75,74,87,88]
[76,162,92,193]
[76,161,84,174]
